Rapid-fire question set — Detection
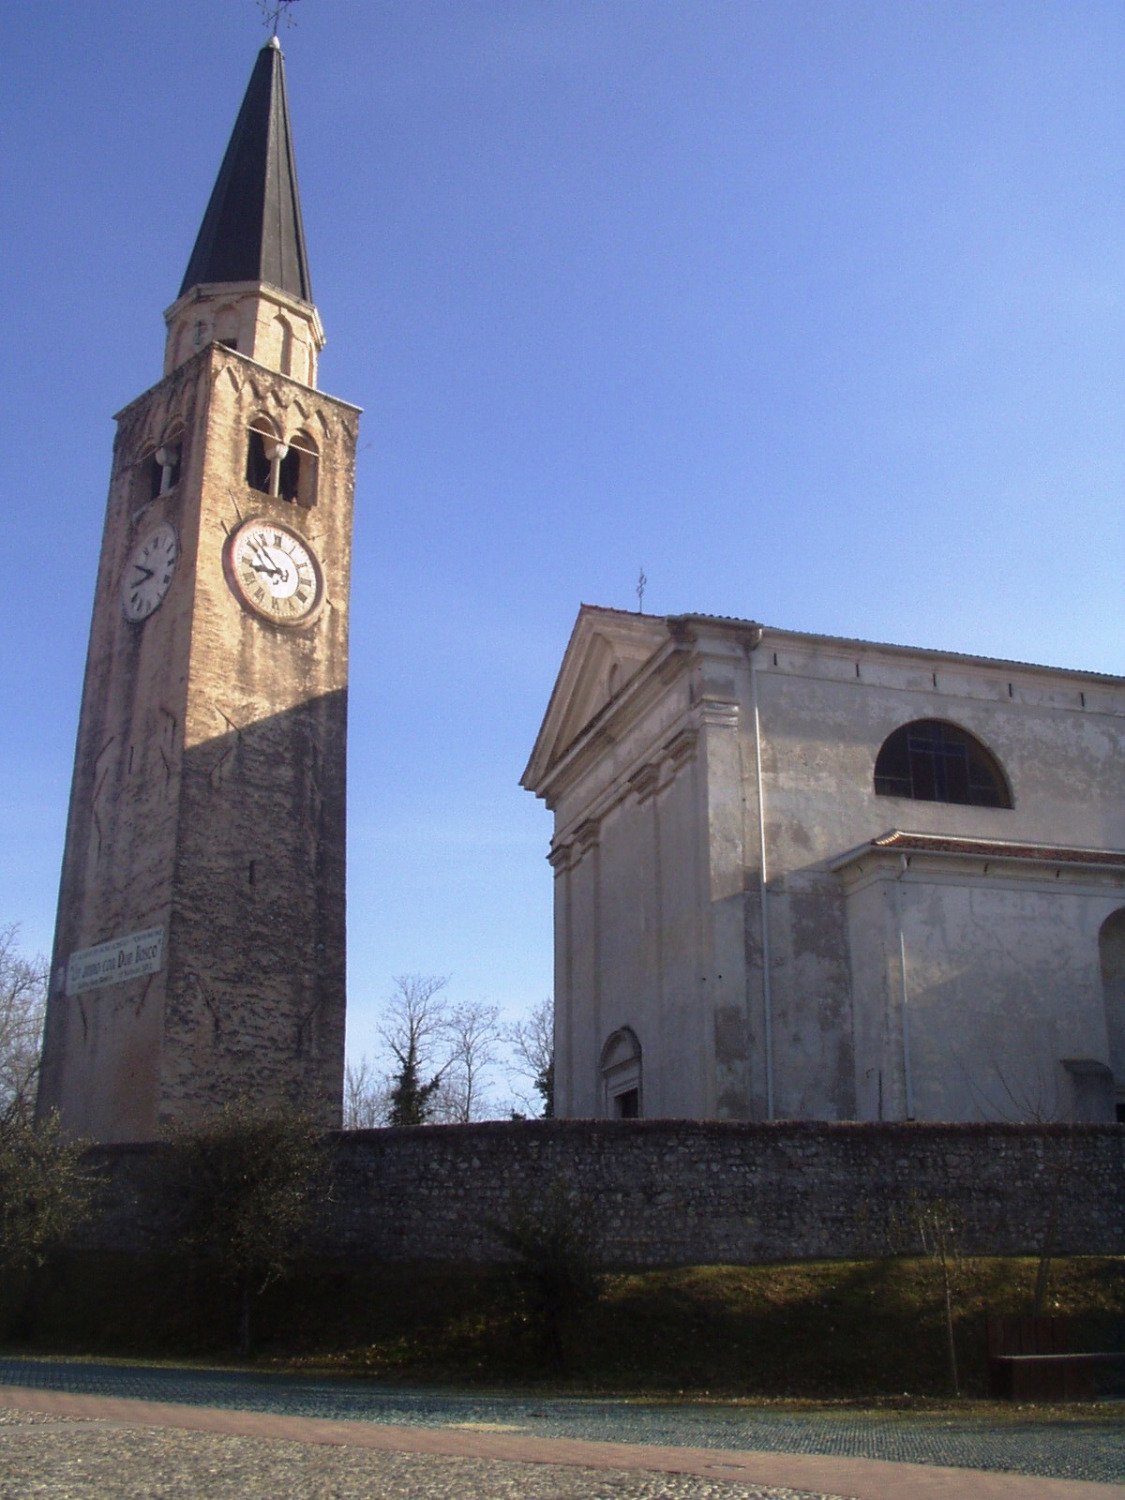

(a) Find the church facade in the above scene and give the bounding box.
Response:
[37,39,358,1141]
[523,607,1125,1124]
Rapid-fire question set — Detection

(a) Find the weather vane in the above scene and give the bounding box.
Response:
[636,567,647,613]
[257,0,302,37]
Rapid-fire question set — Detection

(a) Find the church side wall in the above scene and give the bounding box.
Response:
[539,622,1123,1125]
[83,1120,1125,1265]
[890,874,1119,1121]
[742,641,1125,1123]
[750,641,1124,872]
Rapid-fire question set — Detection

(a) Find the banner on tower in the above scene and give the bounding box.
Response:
[66,926,165,996]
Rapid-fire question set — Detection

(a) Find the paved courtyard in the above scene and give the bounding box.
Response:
[0,1358,1121,1500]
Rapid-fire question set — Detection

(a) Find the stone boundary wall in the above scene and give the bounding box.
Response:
[84,1120,1123,1265]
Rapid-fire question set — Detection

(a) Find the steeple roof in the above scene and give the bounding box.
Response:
[179,37,313,302]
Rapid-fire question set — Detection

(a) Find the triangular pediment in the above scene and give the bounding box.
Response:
[522,606,668,792]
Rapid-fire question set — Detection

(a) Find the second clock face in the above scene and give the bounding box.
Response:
[226,519,323,626]
[122,522,178,623]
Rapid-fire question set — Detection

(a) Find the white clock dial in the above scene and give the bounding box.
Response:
[122,522,178,623]
[226,519,323,626]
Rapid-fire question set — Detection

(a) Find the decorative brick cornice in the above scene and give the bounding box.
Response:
[574,818,601,851]
[627,761,662,804]
[547,842,572,874]
[664,727,698,770]
[698,699,740,732]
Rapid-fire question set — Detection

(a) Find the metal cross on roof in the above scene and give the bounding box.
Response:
[258,0,301,37]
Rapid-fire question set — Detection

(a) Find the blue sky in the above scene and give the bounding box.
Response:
[2,1,1122,1081]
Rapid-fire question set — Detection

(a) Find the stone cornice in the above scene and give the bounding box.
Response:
[831,829,1125,892]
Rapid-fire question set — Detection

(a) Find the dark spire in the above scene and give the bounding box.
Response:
[179,37,313,302]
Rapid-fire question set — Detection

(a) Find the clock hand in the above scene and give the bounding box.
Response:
[250,545,282,581]
[132,564,156,583]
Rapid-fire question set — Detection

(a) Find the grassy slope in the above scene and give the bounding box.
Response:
[24,1253,1125,1399]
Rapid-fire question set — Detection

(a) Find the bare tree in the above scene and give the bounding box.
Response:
[888,1190,964,1396]
[432,1000,502,1123]
[968,1057,1080,1316]
[160,1102,325,1355]
[0,927,93,1339]
[367,978,514,1126]
[505,997,555,1118]
[490,1180,603,1372]
[0,1112,95,1338]
[380,974,450,1127]
[343,1057,391,1129]
[0,925,47,1128]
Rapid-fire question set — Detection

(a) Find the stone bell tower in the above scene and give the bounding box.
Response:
[37,37,359,1141]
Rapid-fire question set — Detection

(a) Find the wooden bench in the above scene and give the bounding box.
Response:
[987,1316,1125,1400]
[989,1351,1125,1401]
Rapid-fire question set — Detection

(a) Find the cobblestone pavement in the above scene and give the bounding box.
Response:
[0,1359,1120,1489]
[0,1409,848,1500]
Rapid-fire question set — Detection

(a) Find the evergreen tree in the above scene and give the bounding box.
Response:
[387,1036,442,1127]
[535,1054,555,1118]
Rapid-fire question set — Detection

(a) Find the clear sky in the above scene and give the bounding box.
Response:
[2,1,1122,1087]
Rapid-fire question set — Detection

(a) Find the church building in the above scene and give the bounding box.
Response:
[523,607,1125,1125]
[37,38,358,1141]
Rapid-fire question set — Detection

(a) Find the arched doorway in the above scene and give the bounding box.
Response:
[1099,908,1125,1122]
[601,1027,642,1118]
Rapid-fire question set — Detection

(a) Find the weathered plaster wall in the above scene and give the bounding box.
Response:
[82,1120,1125,1266]
[747,637,1124,1124]
[535,612,1124,1125]
[865,871,1120,1122]
[550,654,711,1119]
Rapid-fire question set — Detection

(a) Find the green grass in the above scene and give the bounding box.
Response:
[12,1252,1123,1401]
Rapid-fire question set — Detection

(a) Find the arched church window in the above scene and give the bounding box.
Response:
[601,1027,642,1119]
[148,425,184,499]
[874,719,1011,808]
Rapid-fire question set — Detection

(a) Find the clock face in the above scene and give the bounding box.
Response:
[122,522,178,623]
[226,519,323,626]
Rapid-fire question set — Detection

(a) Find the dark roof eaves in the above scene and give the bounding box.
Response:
[668,612,1122,684]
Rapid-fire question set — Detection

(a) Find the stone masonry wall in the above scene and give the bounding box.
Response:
[83,1119,1123,1265]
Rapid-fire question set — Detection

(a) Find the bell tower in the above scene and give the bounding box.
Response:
[37,38,359,1141]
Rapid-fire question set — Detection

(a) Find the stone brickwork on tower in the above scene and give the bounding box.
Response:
[38,339,358,1139]
[37,39,358,1141]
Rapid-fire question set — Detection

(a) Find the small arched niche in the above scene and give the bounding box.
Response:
[273,314,294,376]
[214,303,240,351]
[601,1027,642,1118]
[874,719,1011,808]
